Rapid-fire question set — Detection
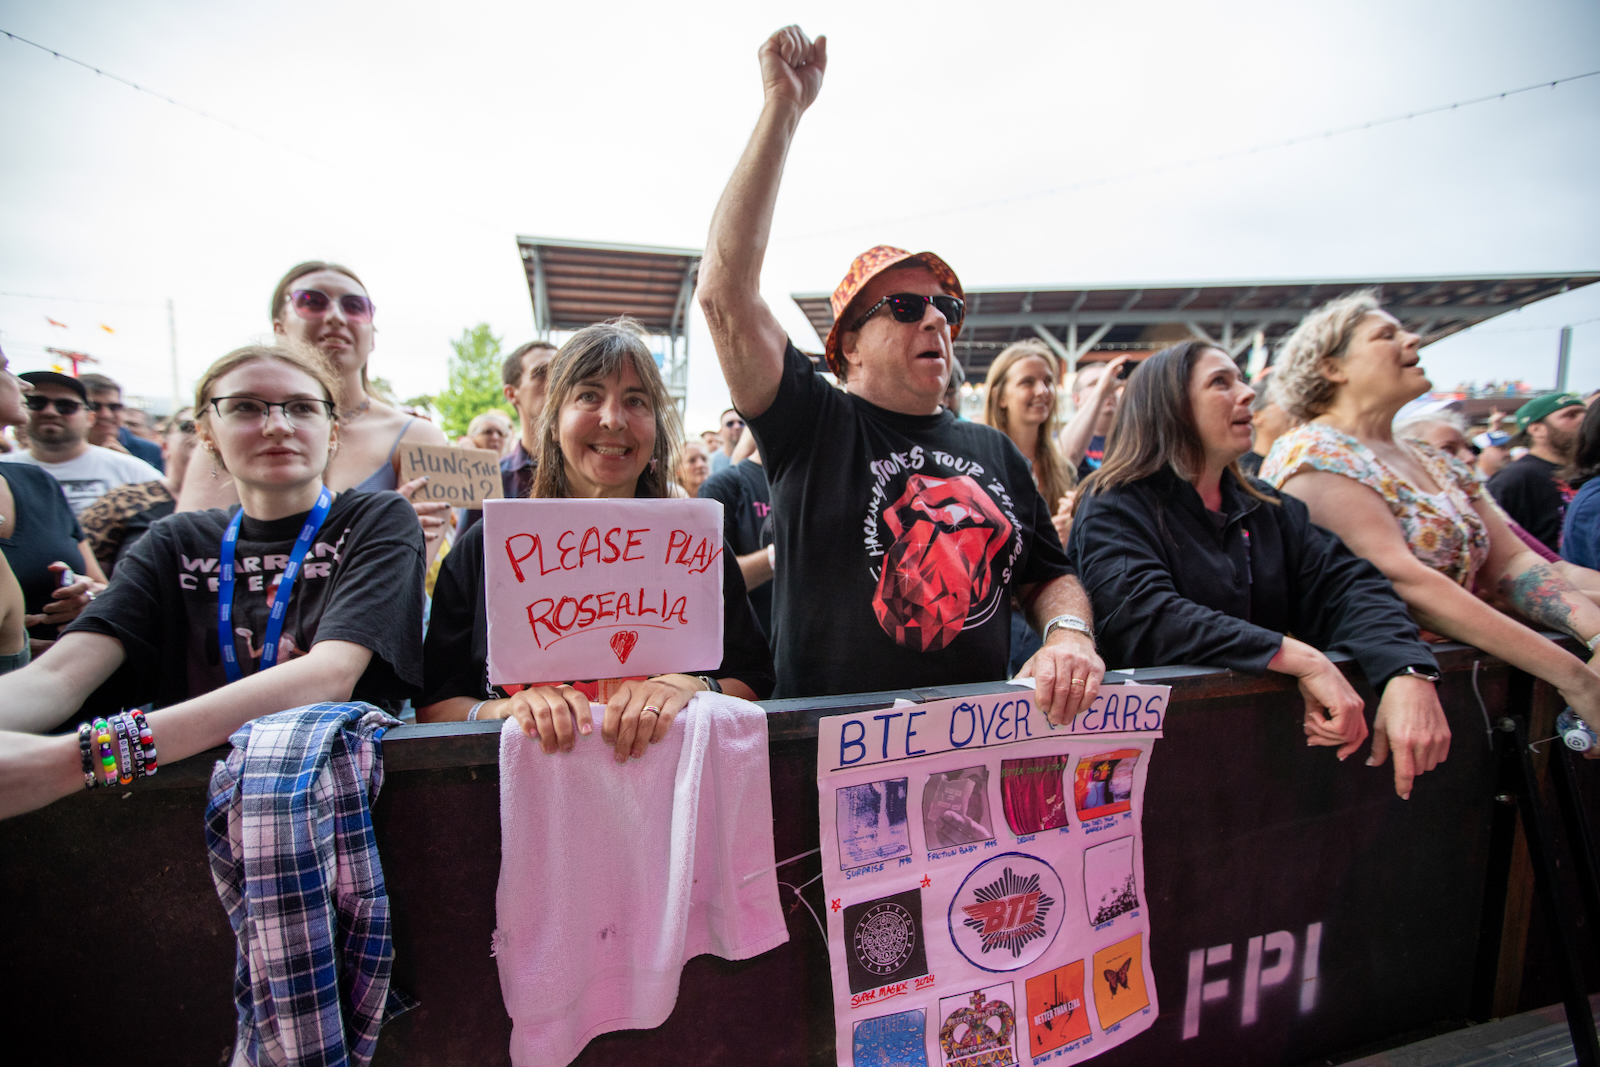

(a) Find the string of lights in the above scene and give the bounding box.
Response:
[777,69,1600,244]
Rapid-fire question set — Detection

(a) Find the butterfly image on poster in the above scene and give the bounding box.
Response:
[1091,933,1150,1029]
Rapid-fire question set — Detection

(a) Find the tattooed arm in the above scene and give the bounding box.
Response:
[1279,470,1600,737]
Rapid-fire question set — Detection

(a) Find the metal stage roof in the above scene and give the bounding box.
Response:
[793,273,1599,380]
[516,236,701,404]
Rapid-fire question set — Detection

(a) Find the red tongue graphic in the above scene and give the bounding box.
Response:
[610,630,639,665]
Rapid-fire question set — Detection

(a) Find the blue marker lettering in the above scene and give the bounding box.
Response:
[950,703,977,748]
[872,712,904,760]
[905,710,927,756]
[840,719,866,766]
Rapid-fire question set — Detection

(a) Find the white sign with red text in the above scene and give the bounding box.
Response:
[482,498,725,685]
[817,685,1166,1067]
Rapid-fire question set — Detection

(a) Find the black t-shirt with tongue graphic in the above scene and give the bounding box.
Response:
[63,489,425,714]
[747,341,1074,699]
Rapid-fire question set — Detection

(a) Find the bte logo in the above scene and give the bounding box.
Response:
[1182,922,1323,1039]
[949,853,1063,971]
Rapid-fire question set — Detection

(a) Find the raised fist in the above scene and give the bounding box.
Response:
[759,25,827,112]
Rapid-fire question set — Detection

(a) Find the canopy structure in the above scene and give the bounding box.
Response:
[793,272,1599,381]
[516,236,701,409]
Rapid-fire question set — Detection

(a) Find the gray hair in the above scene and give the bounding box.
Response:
[1394,411,1468,440]
[1269,289,1383,421]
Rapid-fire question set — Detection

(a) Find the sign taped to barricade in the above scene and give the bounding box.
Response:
[402,444,504,507]
[482,497,725,684]
[817,683,1165,1067]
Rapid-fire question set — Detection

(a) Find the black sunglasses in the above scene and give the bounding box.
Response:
[25,395,96,416]
[850,293,965,332]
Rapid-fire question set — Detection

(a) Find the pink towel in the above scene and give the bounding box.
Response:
[494,693,789,1067]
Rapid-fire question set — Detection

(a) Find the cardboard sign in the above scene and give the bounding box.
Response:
[817,684,1166,1067]
[401,444,503,508]
[482,497,725,685]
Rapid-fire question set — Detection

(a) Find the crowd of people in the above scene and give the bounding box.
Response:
[1,23,1598,825]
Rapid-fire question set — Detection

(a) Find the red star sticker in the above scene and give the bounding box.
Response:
[920,875,932,888]
[830,898,842,912]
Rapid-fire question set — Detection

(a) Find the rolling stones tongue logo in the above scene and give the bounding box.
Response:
[873,474,1012,653]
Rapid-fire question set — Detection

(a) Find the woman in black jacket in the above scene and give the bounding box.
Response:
[1067,341,1451,799]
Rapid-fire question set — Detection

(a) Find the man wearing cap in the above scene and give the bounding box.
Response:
[1,372,162,516]
[1488,393,1586,553]
[697,25,1104,723]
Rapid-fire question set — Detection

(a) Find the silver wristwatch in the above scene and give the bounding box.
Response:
[1042,614,1093,643]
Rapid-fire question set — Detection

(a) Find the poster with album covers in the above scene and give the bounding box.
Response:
[818,684,1166,1067]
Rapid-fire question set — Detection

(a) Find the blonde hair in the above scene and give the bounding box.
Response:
[1270,289,1382,421]
[532,319,683,500]
[983,339,1075,507]
[194,344,343,473]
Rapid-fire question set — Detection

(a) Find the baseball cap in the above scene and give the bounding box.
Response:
[18,371,89,403]
[824,245,965,376]
[1514,392,1585,432]
[1473,430,1512,450]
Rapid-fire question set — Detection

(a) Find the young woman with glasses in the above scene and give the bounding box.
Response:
[418,320,773,761]
[0,344,426,820]
[177,261,452,560]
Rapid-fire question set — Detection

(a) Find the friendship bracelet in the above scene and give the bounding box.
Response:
[1588,632,1600,653]
[77,723,98,790]
[131,710,157,777]
[467,700,488,722]
[93,718,117,788]
[120,712,146,781]
[111,714,134,785]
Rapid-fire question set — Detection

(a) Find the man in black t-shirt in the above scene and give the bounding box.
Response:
[1488,392,1585,552]
[697,26,1104,718]
[698,449,774,639]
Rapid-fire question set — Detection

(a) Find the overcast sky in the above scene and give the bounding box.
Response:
[1,0,1596,431]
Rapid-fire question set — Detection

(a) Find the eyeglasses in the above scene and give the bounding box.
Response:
[723,417,744,429]
[850,293,965,333]
[289,289,375,323]
[208,396,336,425]
[95,402,124,415]
[25,395,96,416]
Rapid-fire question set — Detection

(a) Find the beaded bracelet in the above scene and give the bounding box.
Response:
[131,709,157,776]
[92,718,117,788]
[77,723,98,790]
[120,712,146,781]
[111,714,134,786]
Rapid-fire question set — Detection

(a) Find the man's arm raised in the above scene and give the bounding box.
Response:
[698,26,827,419]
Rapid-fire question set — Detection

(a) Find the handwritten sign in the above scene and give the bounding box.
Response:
[482,497,725,684]
[816,685,1166,1067]
[402,444,503,508]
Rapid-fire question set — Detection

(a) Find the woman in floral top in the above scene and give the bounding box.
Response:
[1264,289,1600,749]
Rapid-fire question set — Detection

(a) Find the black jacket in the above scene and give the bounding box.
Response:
[1067,466,1436,686]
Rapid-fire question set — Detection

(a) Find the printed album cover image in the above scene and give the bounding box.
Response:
[1072,749,1140,821]
[1091,932,1150,1030]
[1025,960,1091,1057]
[1082,835,1140,926]
[838,778,912,870]
[844,888,930,995]
[854,1007,929,1067]
[922,766,995,850]
[999,755,1070,836]
[938,982,1018,1067]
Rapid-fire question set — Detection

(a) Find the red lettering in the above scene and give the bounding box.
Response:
[553,596,579,630]
[525,599,557,648]
[962,898,1010,935]
[597,591,616,620]
[576,594,597,626]
[506,534,538,583]
[639,588,657,616]
[579,527,602,567]
[557,530,578,569]
[602,528,623,563]
[623,528,648,562]
[665,530,690,564]
[666,596,689,624]
[617,592,632,616]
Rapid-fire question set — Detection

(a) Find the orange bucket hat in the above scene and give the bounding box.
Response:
[824,245,965,376]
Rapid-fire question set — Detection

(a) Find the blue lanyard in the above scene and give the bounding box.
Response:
[218,486,333,684]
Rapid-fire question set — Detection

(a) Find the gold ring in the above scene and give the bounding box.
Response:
[1069,679,1086,688]
[644,705,660,715]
